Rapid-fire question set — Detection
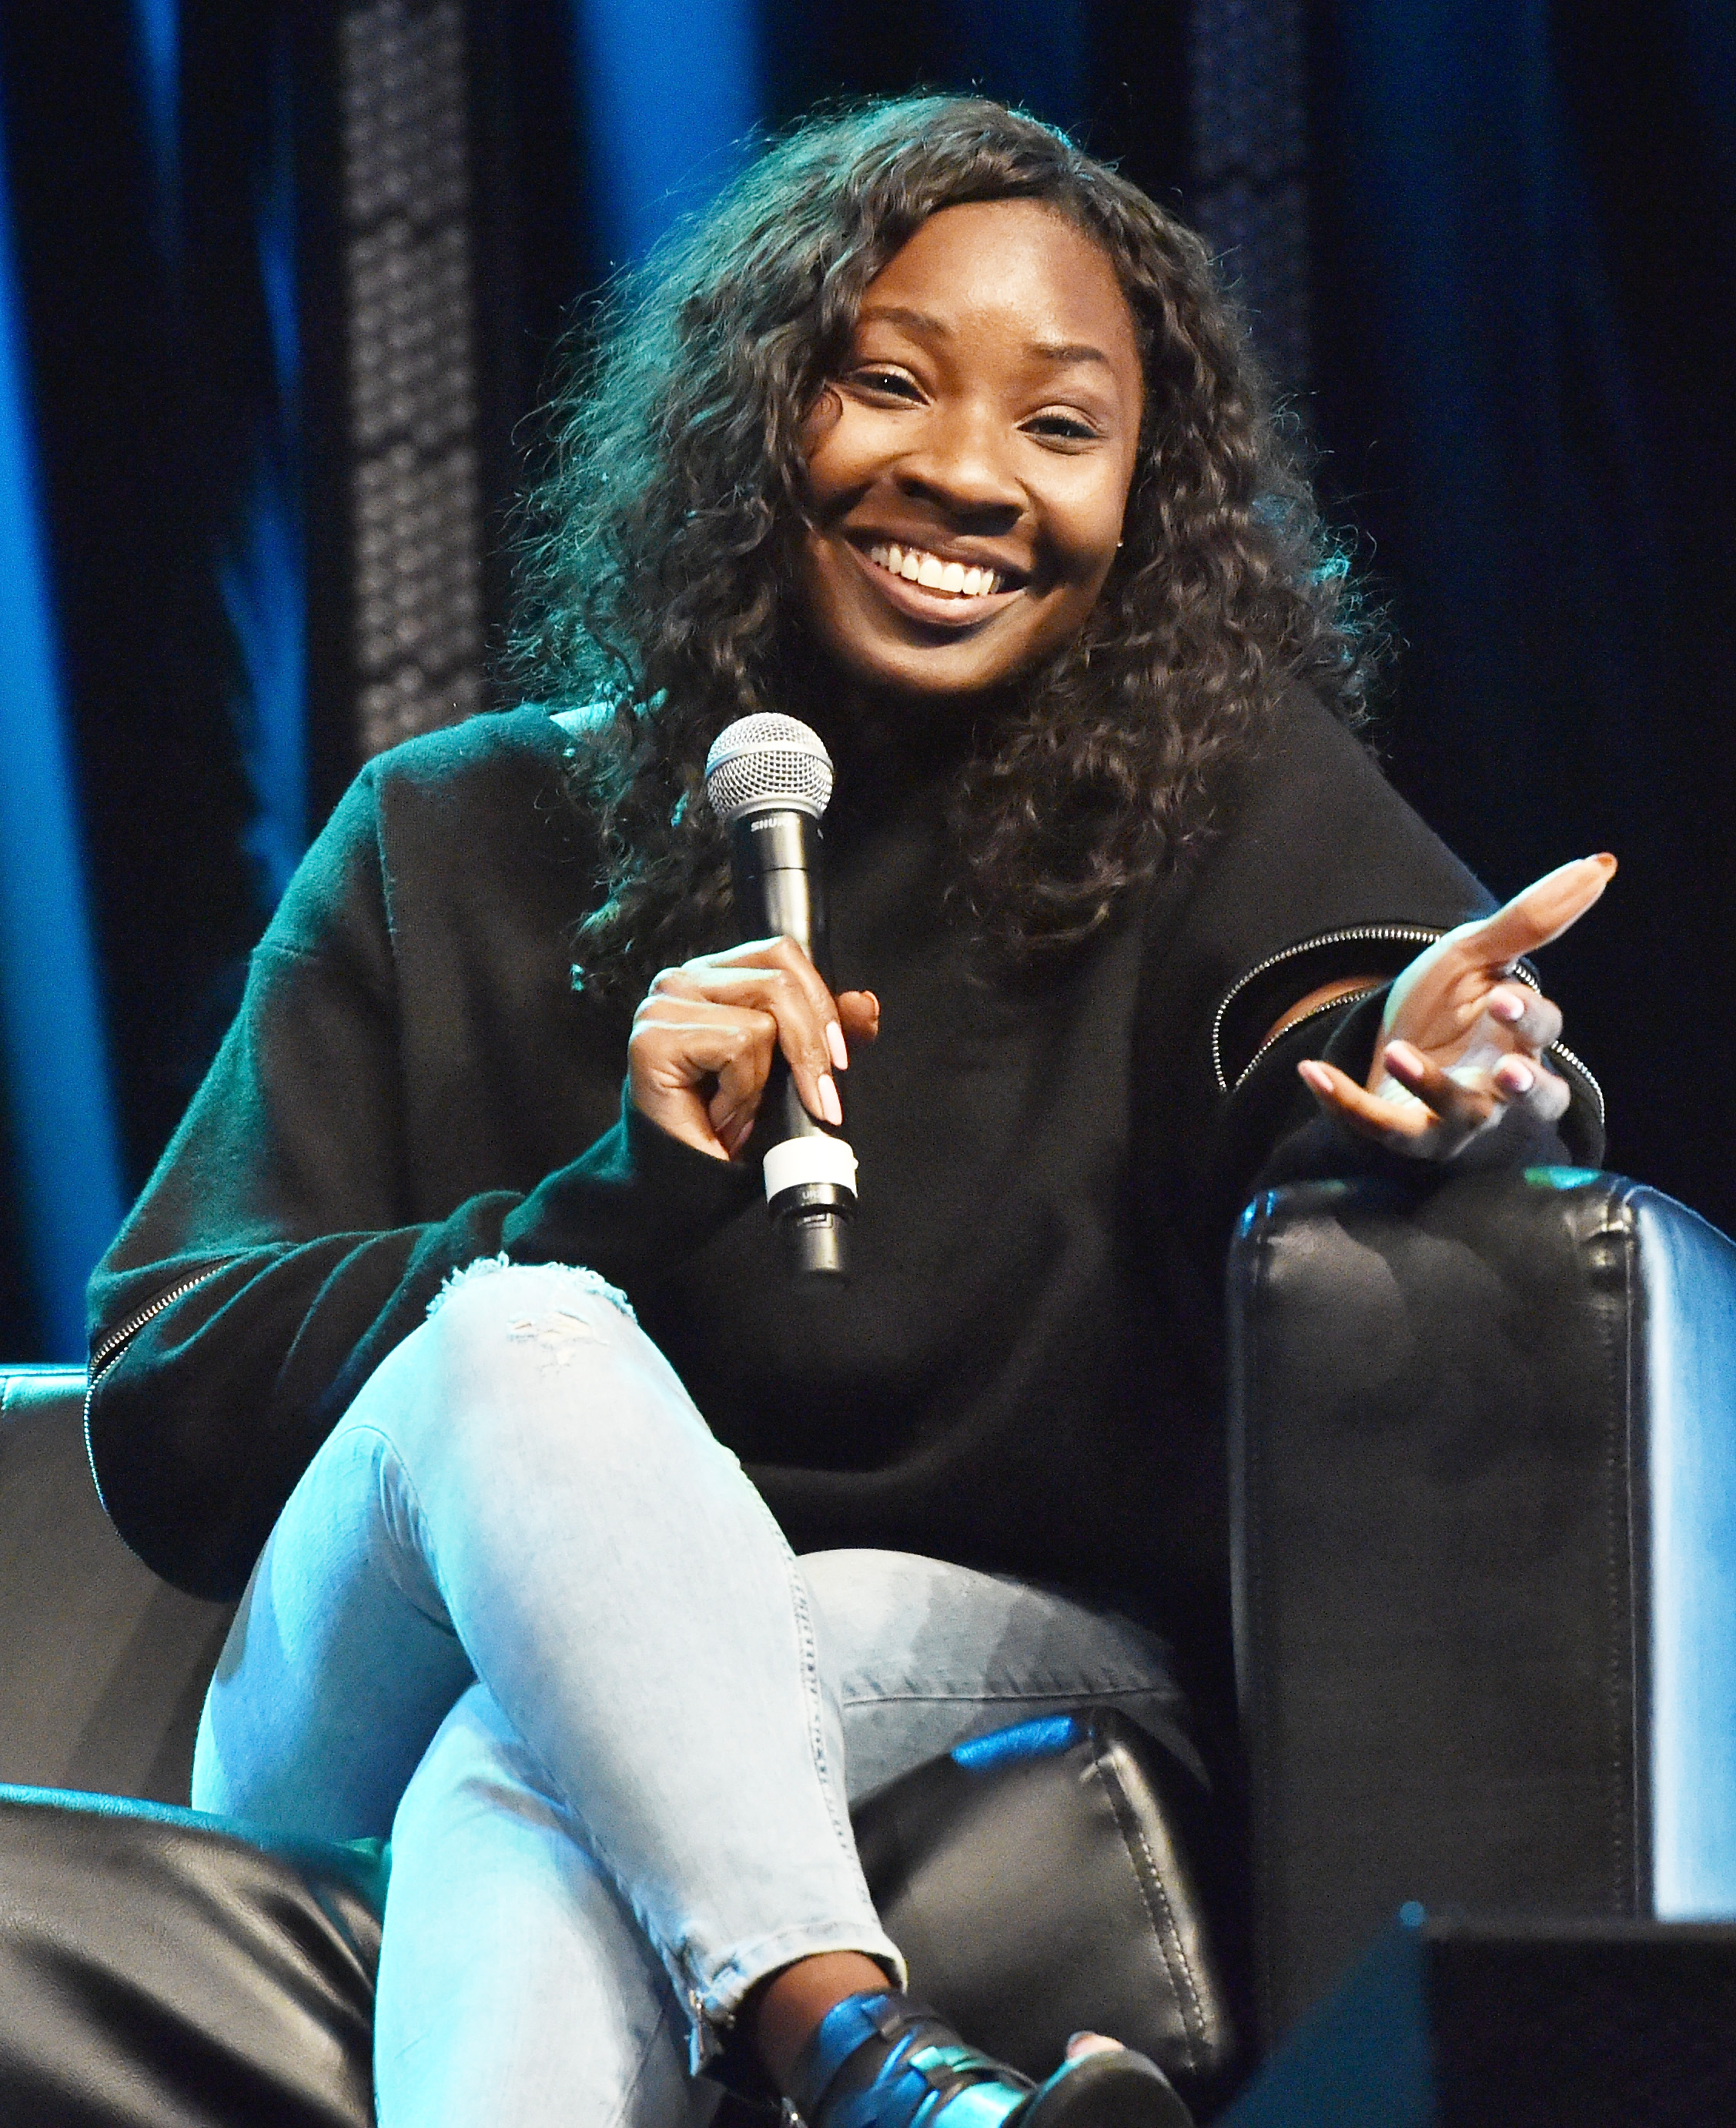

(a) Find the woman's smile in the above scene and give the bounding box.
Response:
[843,536,1025,630]
[865,543,1006,601]
[798,199,1144,701]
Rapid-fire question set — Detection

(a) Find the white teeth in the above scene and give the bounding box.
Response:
[865,542,1002,598]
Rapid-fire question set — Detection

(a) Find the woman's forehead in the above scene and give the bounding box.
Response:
[854,201,1141,381]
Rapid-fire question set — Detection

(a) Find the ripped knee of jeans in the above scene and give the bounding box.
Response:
[426,1256,639,1374]
[430,1253,634,1317]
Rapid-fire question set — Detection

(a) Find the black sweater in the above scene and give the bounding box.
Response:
[85,701,1600,1642]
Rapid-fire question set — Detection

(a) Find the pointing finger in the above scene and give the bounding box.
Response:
[1461,854,1616,969]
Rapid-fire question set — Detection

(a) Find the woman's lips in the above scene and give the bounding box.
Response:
[844,538,1025,629]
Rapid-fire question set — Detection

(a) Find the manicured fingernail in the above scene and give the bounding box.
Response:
[826,1021,848,1070]
[1498,1058,1535,1095]
[1490,991,1525,1023]
[1298,1059,1331,1093]
[818,1074,843,1126]
[1386,1041,1425,1076]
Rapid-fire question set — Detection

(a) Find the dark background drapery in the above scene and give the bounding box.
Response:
[0,0,1728,1357]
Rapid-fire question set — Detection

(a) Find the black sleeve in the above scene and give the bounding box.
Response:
[1132,694,1605,1274]
[85,767,755,1601]
[1217,982,1603,1236]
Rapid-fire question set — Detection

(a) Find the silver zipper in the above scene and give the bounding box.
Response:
[86,1263,231,1397]
[1212,925,1444,1093]
[1540,1039,1604,1131]
[1212,922,1606,1129]
[1229,984,1386,1092]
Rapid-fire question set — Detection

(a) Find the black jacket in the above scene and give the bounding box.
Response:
[85,701,1599,1625]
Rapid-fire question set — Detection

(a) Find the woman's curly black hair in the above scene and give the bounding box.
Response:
[507,95,1374,996]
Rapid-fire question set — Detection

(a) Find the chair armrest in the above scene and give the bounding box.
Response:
[0,1369,233,1798]
[1226,1167,1736,2043]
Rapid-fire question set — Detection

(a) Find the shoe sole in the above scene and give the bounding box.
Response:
[1018,2050,1193,2128]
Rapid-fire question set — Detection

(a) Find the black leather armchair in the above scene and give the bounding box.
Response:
[1227,1165,1736,2047]
[4,1166,1734,2123]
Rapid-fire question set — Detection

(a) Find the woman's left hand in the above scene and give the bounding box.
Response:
[1296,853,1616,1161]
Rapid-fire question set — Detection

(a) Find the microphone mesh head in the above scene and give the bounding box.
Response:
[704,714,835,825]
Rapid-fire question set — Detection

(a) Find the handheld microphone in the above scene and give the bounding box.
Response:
[704,714,857,1281]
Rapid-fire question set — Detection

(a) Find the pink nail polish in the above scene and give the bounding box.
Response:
[826,1021,848,1071]
[818,1074,844,1126]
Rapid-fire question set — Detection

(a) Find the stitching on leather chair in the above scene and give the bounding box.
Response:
[1089,1731,1211,2071]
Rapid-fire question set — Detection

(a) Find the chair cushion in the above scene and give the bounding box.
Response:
[0,1369,234,1799]
[0,1708,1236,2126]
[0,1786,385,2128]
[1228,1168,1736,2043]
[853,1708,1239,2110]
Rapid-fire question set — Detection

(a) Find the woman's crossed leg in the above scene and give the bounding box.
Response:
[192,1260,1186,2126]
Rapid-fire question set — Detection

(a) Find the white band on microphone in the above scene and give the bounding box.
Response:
[763,1133,858,1203]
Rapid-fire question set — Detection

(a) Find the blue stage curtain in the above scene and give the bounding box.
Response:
[0,101,125,1360]
[1313,0,1736,1231]
[0,4,297,1354]
[570,0,761,265]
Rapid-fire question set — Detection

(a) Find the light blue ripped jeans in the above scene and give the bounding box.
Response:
[191,1260,1187,2128]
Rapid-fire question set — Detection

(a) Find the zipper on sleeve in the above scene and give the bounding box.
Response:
[1211,925,1444,1094]
[86,1263,232,1397]
[1228,983,1386,1093]
[1537,1038,1604,1132]
[1211,922,1606,1131]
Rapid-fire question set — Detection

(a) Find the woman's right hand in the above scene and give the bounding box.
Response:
[627,936,881,1162]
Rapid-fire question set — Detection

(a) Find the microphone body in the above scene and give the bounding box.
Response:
[705,718,857,1280]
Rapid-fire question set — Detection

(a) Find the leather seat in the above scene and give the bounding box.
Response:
[0,1367,232,1804]
[1228,1166,1736,2043]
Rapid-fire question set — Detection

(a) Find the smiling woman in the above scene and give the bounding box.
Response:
[796,202,1143,697]
[509,98,1373,992]
[85,94,1610,2128]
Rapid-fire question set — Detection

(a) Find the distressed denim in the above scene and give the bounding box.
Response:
[191,1260,1186,2128]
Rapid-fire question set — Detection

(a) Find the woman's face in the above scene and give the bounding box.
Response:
[797,199,1145,704]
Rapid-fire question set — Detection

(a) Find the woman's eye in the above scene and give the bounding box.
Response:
[1025,412,1101,443]
[852,368,920,398]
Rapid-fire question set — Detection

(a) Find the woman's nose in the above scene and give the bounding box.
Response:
[895,404,1023,525]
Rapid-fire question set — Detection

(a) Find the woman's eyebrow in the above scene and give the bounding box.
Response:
[857,303,948,337]
[858,308,1115,371]
[1027,340,1115,370]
